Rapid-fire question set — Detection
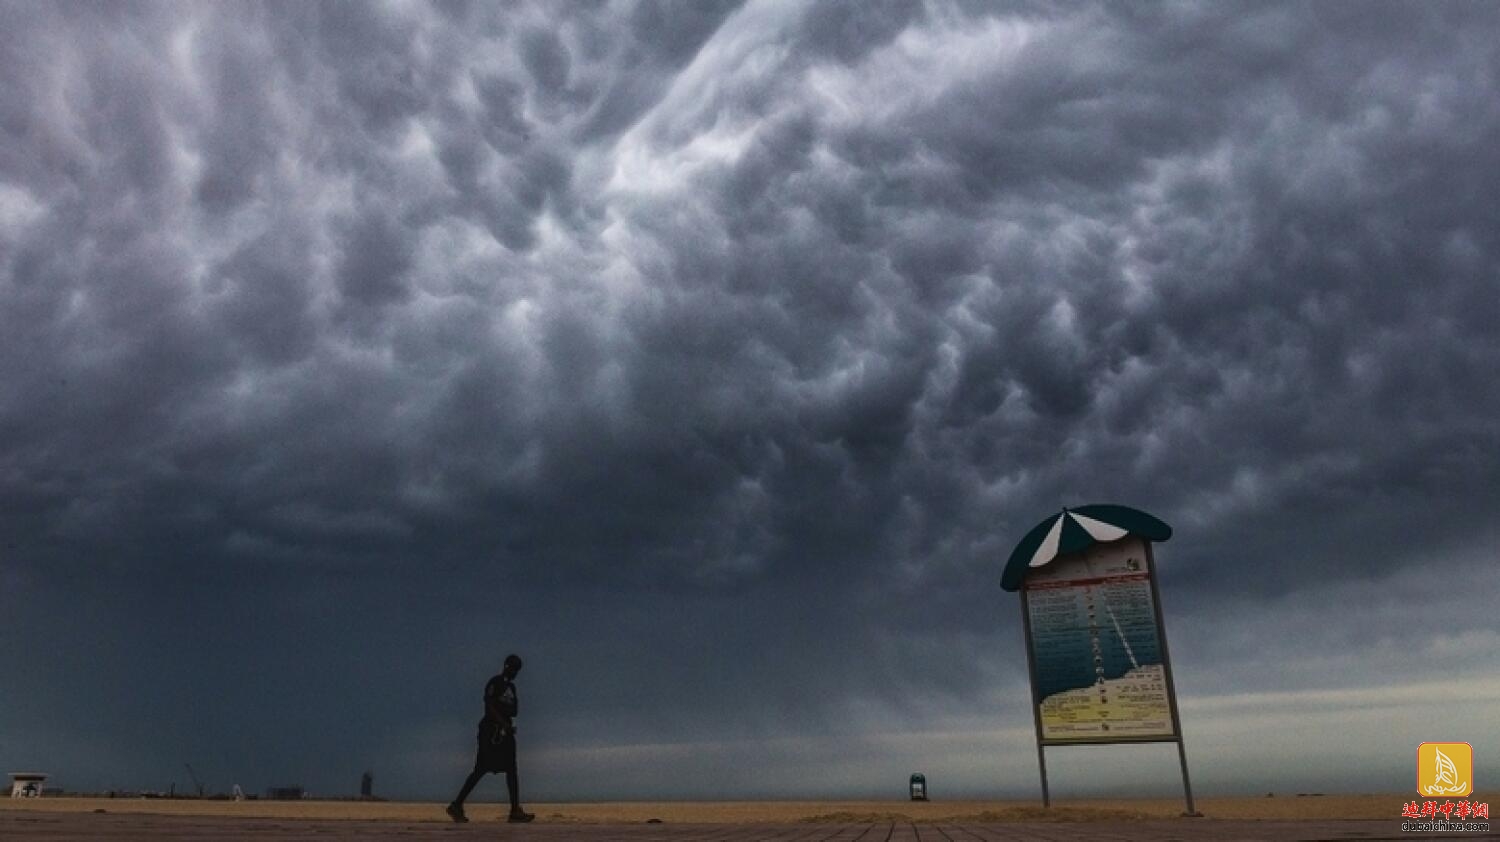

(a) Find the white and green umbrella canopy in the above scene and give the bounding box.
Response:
[1000,504,1172,592]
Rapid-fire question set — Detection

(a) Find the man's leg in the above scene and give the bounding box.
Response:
[505,768,533,822]
[455,767,485,805]
[498,734,532,822]
[447,766,485,822]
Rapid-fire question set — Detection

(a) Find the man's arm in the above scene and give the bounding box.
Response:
[483,678,509,723]
[499,681,518,732]
[484,678,518,734]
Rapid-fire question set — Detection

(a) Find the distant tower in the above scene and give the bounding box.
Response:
[360,771,373,799]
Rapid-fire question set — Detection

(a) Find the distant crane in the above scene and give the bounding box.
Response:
[184,764,205,798]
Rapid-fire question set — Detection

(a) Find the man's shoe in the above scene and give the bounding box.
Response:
[507,809,535,823]
[445,803,469,823]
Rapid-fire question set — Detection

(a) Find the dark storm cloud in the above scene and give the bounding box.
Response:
[2,0,1498,798]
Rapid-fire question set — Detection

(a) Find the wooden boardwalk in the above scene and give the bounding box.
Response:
[0,811,1477,841]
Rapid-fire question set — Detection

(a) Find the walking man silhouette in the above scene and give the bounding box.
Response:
[447,654,534,823]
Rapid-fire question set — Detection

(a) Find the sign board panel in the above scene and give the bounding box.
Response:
[1023,536,1176,743]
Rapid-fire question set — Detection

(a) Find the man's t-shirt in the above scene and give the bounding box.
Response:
[483,674,518,725]
[475,675,520,771]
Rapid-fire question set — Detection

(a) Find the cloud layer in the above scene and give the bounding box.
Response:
[2,1,1497,798]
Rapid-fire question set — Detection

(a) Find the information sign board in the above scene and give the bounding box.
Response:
[1022,536,1177,743]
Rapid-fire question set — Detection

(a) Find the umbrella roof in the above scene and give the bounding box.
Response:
[1000,504,1171,591]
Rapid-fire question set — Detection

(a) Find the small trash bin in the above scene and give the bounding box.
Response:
[909,772,927,801]
[9,773,48,798]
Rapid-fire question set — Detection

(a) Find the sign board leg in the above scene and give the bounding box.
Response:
[1176,738,1201,817]
[1037,743,1051,807]
[1148,544,1202,817]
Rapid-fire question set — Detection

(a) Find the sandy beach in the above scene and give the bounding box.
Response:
[5,795,1482,841]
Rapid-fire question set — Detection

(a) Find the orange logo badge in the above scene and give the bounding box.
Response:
[1417,742,1472,797]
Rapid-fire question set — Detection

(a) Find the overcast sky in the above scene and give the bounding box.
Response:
[2,0,1498,802]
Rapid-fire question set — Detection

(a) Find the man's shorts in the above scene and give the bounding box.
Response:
[475,721,517,773]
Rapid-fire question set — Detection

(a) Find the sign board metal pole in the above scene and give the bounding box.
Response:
[1018,587,1051,807]
[1145,542,1200,817]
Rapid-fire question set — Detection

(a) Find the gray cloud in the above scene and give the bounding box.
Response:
[1,0,1497,799]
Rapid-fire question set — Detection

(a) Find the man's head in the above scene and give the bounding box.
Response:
[503,654,523,678]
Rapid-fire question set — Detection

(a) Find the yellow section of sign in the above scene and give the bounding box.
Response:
[1039,664,1174,741]
[1417,742,1472,797]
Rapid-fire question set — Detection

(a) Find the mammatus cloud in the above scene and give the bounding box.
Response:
[1,1,1497,797]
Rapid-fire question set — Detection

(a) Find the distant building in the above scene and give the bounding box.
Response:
[9,773,48,798]
[360,772,373,799]
[265,785,304,800]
